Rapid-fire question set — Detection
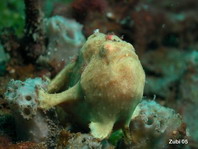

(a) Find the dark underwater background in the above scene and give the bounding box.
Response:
[0,0,198,148]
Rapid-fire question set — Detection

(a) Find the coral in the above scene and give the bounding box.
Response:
[5,78,48,119]
[38,16,85,66]
[131,100,184,134]
[4,78,58,144]
[118,100,188,149]
[37,32,145,139]
[22,0,45,62]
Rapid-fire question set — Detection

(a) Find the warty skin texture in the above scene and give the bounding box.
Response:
[38,32,145,139]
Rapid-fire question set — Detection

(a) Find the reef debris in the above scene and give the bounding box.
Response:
[38,16,85,66]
